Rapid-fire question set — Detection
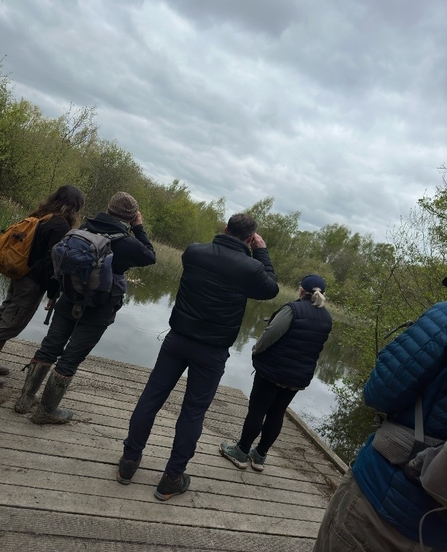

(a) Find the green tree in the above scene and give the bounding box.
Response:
[319,187,447,461]
[81,139,145,216]
[147,179,225,248]
[0,72,97,208]
[245,197,303,286]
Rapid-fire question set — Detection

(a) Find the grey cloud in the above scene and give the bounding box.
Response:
[1,0,446,244]
[162,0,300,36]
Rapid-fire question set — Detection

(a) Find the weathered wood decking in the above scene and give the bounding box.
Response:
[0,339,346,551]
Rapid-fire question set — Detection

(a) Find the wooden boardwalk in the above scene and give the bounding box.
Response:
[0,339,346,552]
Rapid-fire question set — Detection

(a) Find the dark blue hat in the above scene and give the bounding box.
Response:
[300,274,326,293]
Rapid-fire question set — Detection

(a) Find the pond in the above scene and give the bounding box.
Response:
[0,270,349,440]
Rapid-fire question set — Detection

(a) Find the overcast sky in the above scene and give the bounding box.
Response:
[1,0,446,242]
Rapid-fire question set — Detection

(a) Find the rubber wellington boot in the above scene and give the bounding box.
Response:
[30,370,73,424]
[14,361,52,414]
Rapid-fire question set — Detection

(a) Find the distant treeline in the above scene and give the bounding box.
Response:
[3,67,447,461]
[0,68,394,296]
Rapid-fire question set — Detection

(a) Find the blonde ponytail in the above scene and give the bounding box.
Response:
[311,288,325,308]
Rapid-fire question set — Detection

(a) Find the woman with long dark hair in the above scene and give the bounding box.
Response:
[0,184,85,388]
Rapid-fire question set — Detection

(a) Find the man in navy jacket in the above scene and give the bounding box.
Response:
[118,213,279,500]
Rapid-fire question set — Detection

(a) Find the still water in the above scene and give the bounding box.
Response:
[1,270,347,436]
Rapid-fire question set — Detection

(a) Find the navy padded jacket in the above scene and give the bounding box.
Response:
[353,301,447,548]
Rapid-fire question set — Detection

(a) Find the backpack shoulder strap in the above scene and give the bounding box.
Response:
[81,230,128,241]
[414,395,424,443]
[38,214,54,223]
[108,232,129,241]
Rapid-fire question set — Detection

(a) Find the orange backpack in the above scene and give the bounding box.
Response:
[0,214,53,280]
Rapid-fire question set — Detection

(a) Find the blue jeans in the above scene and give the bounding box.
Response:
[124,330,228,475]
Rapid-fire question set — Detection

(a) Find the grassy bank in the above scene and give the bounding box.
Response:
[0,198,26,232]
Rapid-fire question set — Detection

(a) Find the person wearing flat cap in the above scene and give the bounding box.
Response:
[220,274,332,471]
[15,191,156,425]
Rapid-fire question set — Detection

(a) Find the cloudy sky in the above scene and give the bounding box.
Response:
[1,0,446,242]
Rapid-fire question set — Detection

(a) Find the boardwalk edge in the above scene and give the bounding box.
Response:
[285,408,348,475]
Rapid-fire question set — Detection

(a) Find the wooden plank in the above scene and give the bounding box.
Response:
[0,396,332,465]
[0,429,330,490]
[5,366,308,442]
[2,450,328,508]
[1,506,315,552]
[0,410,336,484]
[0,484,321,538]
[2,465,326,522]
[0,437,328,497]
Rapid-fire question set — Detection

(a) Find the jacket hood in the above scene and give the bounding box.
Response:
[83,212,130,235]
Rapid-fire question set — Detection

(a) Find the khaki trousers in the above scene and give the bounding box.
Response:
[0,277,44,342]
[312,470,439,552]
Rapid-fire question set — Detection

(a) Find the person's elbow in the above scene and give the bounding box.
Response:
[139,251,157,266]
[251,280,279,300]
[363,380,383,410]
[266,281,280,299]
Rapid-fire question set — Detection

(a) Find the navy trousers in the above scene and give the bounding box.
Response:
[124,330,228,475]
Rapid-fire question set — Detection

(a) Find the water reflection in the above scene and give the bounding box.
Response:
[0,271,345,433]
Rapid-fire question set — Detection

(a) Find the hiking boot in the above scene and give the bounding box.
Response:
[14,361,51,414]
[30,370,73,424]
[249,446,267,472]
[116,455,142,485]
[154,472,191,501]
[219,441,248,469]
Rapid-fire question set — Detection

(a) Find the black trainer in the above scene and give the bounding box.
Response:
[116,455,142,485]
[154,472,191,501]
